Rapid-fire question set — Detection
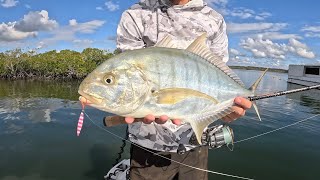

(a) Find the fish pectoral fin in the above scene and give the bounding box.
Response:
[187,99,235,144]
[154,88,218,105]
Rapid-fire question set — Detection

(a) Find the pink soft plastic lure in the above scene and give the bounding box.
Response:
[77,110,84,136]
[77,101,86,136]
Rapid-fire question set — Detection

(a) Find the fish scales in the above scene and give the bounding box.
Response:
[133,48,249,100]
[106,47,251,130]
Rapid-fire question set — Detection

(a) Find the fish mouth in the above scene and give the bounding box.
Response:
[78,90,103,106]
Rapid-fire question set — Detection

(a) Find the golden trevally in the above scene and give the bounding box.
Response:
[78,33,265,144]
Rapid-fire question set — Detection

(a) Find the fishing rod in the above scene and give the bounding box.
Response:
[248,84,320,101]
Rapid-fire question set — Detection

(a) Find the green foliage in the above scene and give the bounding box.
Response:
[0,48,117,79]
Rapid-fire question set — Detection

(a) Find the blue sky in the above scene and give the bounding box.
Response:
[0,0,319,68]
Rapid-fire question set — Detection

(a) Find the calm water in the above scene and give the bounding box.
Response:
[0,70,319,180]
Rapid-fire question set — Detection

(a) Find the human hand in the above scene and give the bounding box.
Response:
[104,97,251,127]
[103,115,181,127]
[221,97,252,123]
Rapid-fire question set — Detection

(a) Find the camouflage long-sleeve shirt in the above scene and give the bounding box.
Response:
[116,0,229,152]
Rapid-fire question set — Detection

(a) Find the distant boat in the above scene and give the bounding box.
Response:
[288,65,320,86]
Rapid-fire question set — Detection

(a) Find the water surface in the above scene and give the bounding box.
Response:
[0,70,319,180]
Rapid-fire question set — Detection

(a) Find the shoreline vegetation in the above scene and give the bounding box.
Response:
[0,48,287,80]
[0,48,121,80]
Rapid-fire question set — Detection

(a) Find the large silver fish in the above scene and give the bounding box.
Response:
[78,33,265,144]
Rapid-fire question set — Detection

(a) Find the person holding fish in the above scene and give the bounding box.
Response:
[102,0,252,179]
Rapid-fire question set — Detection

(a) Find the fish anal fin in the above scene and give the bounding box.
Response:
[189,118,214,145]
[186,99,235,144]
[154,88,218,105]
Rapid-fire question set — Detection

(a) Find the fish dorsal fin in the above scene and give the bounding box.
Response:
[154,34,176,48]
[186,33,245,87]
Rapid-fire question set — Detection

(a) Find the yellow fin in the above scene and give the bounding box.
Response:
[153,88,218,104]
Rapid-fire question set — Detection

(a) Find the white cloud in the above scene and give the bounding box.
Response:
[288,38,307,49]
[240,37,315,60]
[104,1,119,11]
[255,32,302,40]
[0,22,36,41]
[225,8,272,21]
[1,0,18,8]
[36,19,105,49]
[14,10,58,32]
[229,48,241,56]
[73,39,93,44]
[305,33,320,38]
[301,25,320,38]
[205,1,271,21]
[73,39,94,48]
[227,22,287,34]
[288,39,315,59]
[68,19,105,34]
[0,10,58,42]
[205,0,228,7]
[301,26,320,33]
[0,12,104,47]
[229,9,253,19]
[241,37,285,59]
[36,41,44,49]
[69,19,78,26]
[96,6,103,10]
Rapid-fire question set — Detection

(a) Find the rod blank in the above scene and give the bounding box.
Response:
[248,84,320,101]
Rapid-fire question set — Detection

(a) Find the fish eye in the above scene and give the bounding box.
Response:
[103,74,115,85]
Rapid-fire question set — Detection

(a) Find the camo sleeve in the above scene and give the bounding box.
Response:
[117,11,145,50]
[207,14,229,63]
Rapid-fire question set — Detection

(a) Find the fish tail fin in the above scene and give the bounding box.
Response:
[248,68,268,121]
[249,68,268,92]
[189,118,214,145]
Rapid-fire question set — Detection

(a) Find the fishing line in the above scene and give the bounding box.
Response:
[234,114,320,144]
[83,111,254,180]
